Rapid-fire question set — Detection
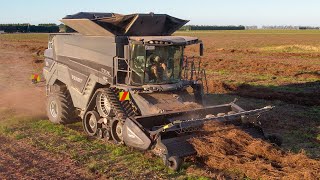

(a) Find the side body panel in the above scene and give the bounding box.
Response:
[53,35,116,85]
[44,35,126,109]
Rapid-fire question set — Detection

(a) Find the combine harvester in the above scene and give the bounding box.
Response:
[43,12,275,170]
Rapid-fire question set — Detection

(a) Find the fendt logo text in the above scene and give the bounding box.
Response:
[71,75,83,83]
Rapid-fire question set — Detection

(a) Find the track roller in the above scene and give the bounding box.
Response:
[111,119,124,144]
[164,156,182,171]
[83,111,101,136]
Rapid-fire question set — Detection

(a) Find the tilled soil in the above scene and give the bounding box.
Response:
[1,33,319,179]
[190,122,320,180]
[182,32,320,107]
[207,81,320,106]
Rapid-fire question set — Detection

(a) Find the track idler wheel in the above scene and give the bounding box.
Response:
[83,111,101,136]
[165,156,182,171]
[111,119,124,144]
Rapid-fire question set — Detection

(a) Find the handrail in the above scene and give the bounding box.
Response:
[114,57,132,85]
[182,56,209,94]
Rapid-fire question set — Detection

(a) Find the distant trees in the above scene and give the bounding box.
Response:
[58,24,76,33]
[180,25,245,31]
[262,26,300,30]
[1,23,319,33]
[179,25,320,31]
[261,26,319,30]
[298,26,320,30]
[0,24,59,33]
[245,26,258,30]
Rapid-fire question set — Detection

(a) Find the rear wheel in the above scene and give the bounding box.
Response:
[46,84,79,124]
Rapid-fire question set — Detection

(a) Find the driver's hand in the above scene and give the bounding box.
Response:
[161,63,167,70]
[151,65,157,71]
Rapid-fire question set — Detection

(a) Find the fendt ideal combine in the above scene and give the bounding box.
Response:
[44,12,275,170]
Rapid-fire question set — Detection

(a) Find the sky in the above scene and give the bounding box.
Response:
[0,0,319,26]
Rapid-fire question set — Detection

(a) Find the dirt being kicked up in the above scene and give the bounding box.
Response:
[0,39,93,179]
[190,122,320,179]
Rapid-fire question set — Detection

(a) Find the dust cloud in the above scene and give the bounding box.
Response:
[0,87,47,120]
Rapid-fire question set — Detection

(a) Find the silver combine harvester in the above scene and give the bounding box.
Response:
[43,12,276,170]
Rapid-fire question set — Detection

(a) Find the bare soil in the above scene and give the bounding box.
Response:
[190,122,320,180]
[0,136,91,179]
[0,41,93,179]
[182,31,320,107]
[0,42,46,118]
[222,82,320,106]
[0,32,319,179]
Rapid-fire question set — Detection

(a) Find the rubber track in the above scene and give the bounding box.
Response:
[102,88,127,121]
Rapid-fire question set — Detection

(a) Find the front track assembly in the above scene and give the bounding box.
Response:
[83,88,137,144]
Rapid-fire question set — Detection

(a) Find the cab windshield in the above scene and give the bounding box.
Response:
[130,44,183,85]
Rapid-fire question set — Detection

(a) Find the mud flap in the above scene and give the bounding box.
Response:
[122,118,151,150]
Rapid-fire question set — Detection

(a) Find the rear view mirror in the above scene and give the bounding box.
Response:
[200,43,204,56]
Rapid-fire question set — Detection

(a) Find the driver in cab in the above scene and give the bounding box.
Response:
[149,55,171,82]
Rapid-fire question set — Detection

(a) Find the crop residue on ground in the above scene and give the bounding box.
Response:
[190,122,320,179]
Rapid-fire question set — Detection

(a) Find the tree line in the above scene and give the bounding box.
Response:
[261,26,320,30]
[179,25,320,31]
[1,23,319,33]
[0,24,60,33]
[179,25,245,31]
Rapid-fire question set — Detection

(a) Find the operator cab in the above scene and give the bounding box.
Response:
[130,44,183,85]
[123,36,203,87]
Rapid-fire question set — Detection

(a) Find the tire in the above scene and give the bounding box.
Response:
[167,156,182,171]
[46,84,78,124]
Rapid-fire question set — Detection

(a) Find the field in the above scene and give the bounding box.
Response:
[0,31,319,179]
